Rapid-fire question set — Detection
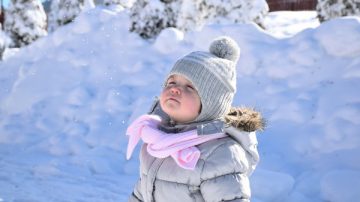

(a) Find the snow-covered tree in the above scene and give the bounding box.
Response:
[219,0,268,26]
[4,0,47,47]
[0,30,11,60]
[104,0,121,6]
[48,0,95,32]
[104,0,136,8]
[129,0,179,39]
[178,0,269,31]
[129,0,269,39]
[317,0,360,22]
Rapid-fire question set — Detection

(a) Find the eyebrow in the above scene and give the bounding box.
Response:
[167,75,193,86]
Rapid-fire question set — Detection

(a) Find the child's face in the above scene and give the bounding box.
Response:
[160,75,201,123]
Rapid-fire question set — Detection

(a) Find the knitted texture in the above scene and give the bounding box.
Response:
[166,36,240,122]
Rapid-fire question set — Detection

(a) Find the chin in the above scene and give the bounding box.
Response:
[163,110,181,122]
[167,113,179,121]
[162,107,175,119]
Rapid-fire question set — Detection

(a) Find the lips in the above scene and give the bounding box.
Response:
[167,97,180,103]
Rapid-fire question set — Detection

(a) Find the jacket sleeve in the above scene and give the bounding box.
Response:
[128,179,144,202]
[199,141,252,202]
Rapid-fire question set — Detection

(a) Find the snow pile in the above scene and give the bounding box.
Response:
[0,7,359,202]
[263,11,320,38]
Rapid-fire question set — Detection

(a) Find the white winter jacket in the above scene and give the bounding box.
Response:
[128,105,263,202]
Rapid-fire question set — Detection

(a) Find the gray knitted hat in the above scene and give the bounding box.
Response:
[165,36,240,123]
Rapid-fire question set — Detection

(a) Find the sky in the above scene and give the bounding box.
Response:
[0,5,360,202]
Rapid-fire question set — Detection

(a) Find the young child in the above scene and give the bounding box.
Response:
[126,36,264,202]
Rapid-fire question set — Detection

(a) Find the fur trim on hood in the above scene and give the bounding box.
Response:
[224,107,266,132]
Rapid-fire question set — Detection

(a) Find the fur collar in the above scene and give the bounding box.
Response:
[224,107,266,132]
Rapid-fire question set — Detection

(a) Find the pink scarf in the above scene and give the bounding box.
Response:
[126,115,226,170]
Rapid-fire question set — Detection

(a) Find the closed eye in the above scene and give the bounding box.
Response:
[187,85,195,90]
[167,81,176,86]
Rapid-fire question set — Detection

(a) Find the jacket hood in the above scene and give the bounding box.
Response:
[223,107,265,174]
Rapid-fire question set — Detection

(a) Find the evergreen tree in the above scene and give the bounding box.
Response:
[4,0,47,47]
[130,0,268,39]
[130,0,179,39]
[104,0,135,7]
[211,0,269,26]
[104,0,120,6]
[178,0,269,31]
[317,0,360,22]
[0,30,9,60]
[48,0,95,32]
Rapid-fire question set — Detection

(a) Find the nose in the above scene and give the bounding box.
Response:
[170,86,181,95]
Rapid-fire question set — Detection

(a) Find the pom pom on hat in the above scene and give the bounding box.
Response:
[209,36,240,62]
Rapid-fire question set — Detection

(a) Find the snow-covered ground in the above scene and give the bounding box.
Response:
[0,8,360,202]
[263,11,320,38]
